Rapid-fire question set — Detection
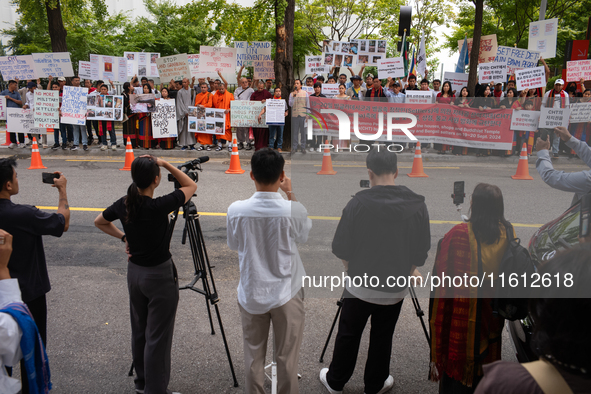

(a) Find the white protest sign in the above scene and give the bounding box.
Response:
[301,86,314,94]
[156,53,191,81]
[377,57,405,79]
[235,41,272,67]
[305,56,327,74]
[566,60,591,82]
[230,101,267,128]
[60,86,88,125]
[405,90,434,104]
[443,72,469,93]
[254,61,275,80]
[152,99,178,138]
[148,53,160,77]
[117,57,127,83]
[89,54,101,80]
[92,55,127,82]
[7,108,40,134]
[32,52,74,78]
[528,18,557,59]
[0,55,36,80]
[198,46,237,75]
[478,62,507,85]
[494,46,541,75]
[569,102,591,123]
[0,97,6,120]
[322,83,339,96]
[187,54,200,77]
[125,52,160,77]
[510,110,541,131]
[188,106,226,135]
[515,66,546,90]
[265,99,285,124]
[78,61,92,79]
[457,34,498,64]
[33,90,60,128]
[539,107,571,128]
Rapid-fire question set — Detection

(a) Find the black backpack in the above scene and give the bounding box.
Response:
[477,224,535,321]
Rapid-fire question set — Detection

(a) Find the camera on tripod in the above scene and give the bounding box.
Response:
[168,156,209,188]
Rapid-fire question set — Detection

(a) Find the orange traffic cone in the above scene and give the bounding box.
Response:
[28,137,47,170]
[511,143,533,180]
[407,141,428,178]
[120,137,135,171]
[317,139,337,175]
[2,131,11,146]
[225,139,245,174]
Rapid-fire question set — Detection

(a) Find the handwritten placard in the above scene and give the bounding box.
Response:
[569,102,591,124]
[188,54,200,77]
[377,57,405,79]
[198,46,237,74]
[458,34,498,64]
[152,99,178,138]
[78,61,92,79]
[510,110,541,131]
[566,60,591,82]
[443,72,469,93]
[254,61,275,80]
[539,107,571,128]
[478,62,507,85]
[235,41,272,67]
[0,97,6,120]
[230,101,267,128]
[61,86,88,125]
[156,53,191,81]
[33,90,60,128]
[0,55,36,80]
[32,52,74,78]
[515,66,546,90]
[305,56,328,74]
[528,18,557,59]
[494,46,541,75]
[7,108,41,134]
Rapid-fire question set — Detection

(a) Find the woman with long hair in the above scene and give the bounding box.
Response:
[472,85,496,156]
[435,81,455,154]
[156,87,176,150]
[430,183,513,394]
[94,156,196,394]
[450,87,471,156]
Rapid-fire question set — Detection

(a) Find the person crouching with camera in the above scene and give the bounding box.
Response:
[95,156,196,394]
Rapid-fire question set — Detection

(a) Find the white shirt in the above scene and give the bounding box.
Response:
[234,87,254,101]
[25,91,35,109]
[542,89,569,108]
[227,192,312,314]
[0,279,23,394]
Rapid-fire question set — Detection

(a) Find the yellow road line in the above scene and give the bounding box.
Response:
[64,159,188,164]
[36,206,543,227]
[314,165,460,169]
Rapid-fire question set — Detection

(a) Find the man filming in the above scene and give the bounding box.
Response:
[319,148,431,394]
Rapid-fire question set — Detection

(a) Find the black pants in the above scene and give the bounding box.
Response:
[439,372,483,394]
[326,293,404,394]
[25,294,47,345]
[9,132,25,144]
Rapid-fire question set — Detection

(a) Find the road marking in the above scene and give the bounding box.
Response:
[36,206,543,227]
[64,159,188,164]
[313,164,460,169]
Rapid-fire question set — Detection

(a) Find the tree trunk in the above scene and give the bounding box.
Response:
[45,0,68,52]
[467,0,483,96]
[275,0,294,149]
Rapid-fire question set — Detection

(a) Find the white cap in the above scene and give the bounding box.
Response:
[555,79,564,85]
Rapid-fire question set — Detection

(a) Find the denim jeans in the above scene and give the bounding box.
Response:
[268,125,284,149]
[73,124,88,146]
[101,121,116,146]
[53,128,66,145]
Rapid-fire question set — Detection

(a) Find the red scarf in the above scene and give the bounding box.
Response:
[548,88,566,108]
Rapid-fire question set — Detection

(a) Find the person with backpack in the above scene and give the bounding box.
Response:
[429,183,514,393]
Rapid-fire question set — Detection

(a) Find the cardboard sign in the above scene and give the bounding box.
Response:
[188,106,226,135]
[528,18,558,59]
[156,53,191,81]
[0,97,6,120]
[60,86,88,125]
[510,110,541,131]
[566,60,591,82]
[187,54,200,77]
[443,72,469,93]
[230,101,267,128]
[515,66,546,90]
[377,57,405,79]
[569,102,591,123]
[234,41,272,67]
[305,56,328,74]
[405,90,434,104]
[265,99,286,125]
[539,107,571,128]
[0,55,36,80]
[457,34,498,64]
[254,61,275,80]
[33,90,60,128]
[478,62,507,85]
[152,99,178,138]
[322,83,339,96]
[198,46,237,75]
[7,108,42,134]
[494,46,541,75]
[32,52,74,78]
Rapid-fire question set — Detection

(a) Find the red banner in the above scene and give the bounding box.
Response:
[307,97,514,150]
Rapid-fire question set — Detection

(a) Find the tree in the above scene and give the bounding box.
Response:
[468,0,483,95]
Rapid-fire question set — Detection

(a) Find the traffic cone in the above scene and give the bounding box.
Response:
[120,137,135,171]
[317,139,337,175]
[2,131,11,146]
[225,138,245,174]
[27,137,47,170]
[407,141,428,178]
[511,143,533,180]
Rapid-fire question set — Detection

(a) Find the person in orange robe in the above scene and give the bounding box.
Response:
[194,82,214,150]
[212,82,234,151]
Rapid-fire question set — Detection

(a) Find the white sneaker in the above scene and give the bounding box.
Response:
[43,144,48,149]
[8,143,16,149]
[17,143,25,148]
[111,145,117,151]
[365,375,394,394]
[319,368,342,394]
[100,145,107,151]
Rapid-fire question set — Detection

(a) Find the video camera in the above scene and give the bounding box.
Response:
[168,156,209,188]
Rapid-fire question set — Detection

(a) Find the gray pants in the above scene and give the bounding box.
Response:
[236,127,249,143]
[291,116,306,151]
[128,258,179,394]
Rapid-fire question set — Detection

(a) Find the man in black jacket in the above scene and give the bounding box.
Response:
[319,148,431,394]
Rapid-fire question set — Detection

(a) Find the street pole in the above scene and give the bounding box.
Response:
[538,0,547,21]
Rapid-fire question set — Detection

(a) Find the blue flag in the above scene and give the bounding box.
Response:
[456,36,469,73]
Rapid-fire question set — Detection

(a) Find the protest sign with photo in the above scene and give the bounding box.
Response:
[188,106,226,135]
[156,53,191,81]
[443,72,470,93]
[0,97,6,120]
[130,94,156,113]
[265,99,286,125]
[60,86,88,125]
[90,55,127,82]
[230,101,267,128]
[152,99,178,138]
[405,90,434,104]
[305,56,328,74]
[478,62,507,85]
[33,90,60,128]
[254,61,275,80]
[32,52,74,78]
[124,52,160,77]
[322,83,339,96]
[188,54,200,77]
[323,53,334,67]
[528,18,558,59]
[569,102,591,123]
[235,41,272,67]
[510,109,541,131]
[515,66,546,90]
[377,57,405,79]
[86,93,124,121]
[494,46,541,75]
[539,107,571,128]
[7,108,42,134]
[0,55,36,80]
[198,46,237,75]
[566,60,591,82]
[457,34,498,64]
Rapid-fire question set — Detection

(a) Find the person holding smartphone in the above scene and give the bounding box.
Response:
[94,156,196,394]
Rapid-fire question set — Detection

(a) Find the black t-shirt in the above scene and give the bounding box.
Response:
[0,199,65,302]
[102,189,185,267]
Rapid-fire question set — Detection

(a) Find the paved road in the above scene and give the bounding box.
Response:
[3,154,585,393]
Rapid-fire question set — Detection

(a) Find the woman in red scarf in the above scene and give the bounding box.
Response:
[250,81,273,151]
